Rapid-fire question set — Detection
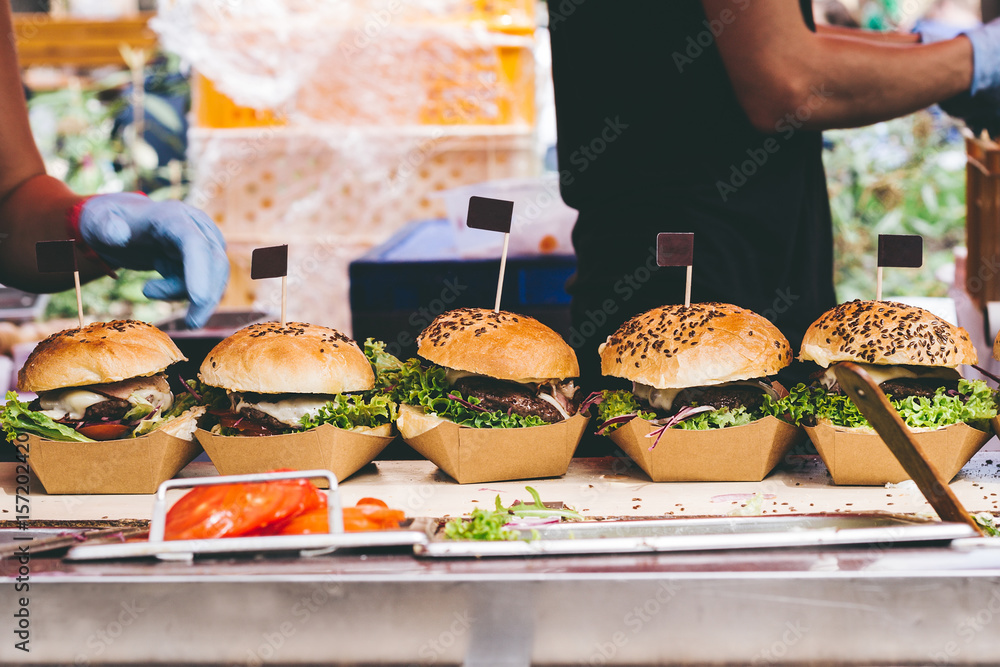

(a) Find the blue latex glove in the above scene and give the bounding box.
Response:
[963,18,1000,94]
[78,193,229,329]
[917,20,1000,135]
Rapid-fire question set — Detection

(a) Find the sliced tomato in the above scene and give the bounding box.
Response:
[217,413,279,437]
[77,423,132,440]
[272,498,404,535]
[164,470,325,540]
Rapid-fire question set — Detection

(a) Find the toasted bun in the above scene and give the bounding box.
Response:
[18,320,185,393]
[199,322,373,394]
[600,303,792,388]
[416,308,579,381]
[801,300,976,368]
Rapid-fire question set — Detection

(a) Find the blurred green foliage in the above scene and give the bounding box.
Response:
[824,111,966,301]
[28,58,189,322]
[44,270,172,323]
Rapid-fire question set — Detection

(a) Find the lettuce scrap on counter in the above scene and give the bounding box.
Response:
[443,486,583,541]
[780,379,998,431]
[364,338,548,429]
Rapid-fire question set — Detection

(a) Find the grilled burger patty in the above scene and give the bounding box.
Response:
[671,385,768,413]
[451,376,564,423]
[236,404,292,431]
[29,396,131,422]
[878,377,960,400]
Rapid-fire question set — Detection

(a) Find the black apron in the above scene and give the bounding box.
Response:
[548,0,836,389]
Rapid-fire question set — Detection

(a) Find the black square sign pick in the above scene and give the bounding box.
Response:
[36,240,77,274]
[467,196,514,234]
[877,234,922,268]
[656,233,694,267]
[656,233,695,307]
[37,240,84,329]
[251,245,288,280]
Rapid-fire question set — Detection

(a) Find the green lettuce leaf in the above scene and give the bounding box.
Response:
[593,389,782,432]
[593,390,656,433]
[1,391,94,443]
[299,393,398,431]
[780,379,998,430]
[371,343,547,429]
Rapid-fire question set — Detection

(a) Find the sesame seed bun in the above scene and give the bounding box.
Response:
[800,300,976,368]
[17,320,186,393]
[599,303,792,389]
[416,308,579,381]
[199,322,374,394]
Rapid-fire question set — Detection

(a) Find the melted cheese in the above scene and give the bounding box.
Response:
[39,389,107,420]
[818,363,961,390]
[132,389,174,411]
[443,369,551,386]
[239,395,336,427]
[632,384,683,412]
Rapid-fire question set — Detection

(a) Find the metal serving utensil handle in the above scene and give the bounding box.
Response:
[832,362,983,535]
[149,469,344,542]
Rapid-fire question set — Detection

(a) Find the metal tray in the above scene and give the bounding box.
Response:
[414,513,979,558]
[66,470,426,561]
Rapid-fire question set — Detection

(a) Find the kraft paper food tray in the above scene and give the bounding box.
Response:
[805,422,991,486]
[609,416,801,482]
[402,413,589,484]
[15,429,202,495]
[196,424,394,486]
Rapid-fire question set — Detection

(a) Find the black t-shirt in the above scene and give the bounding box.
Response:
[548,0,836,386]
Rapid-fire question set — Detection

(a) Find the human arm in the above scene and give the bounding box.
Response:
[703,0,972,131]
[0,0,228,328]
[816,24,921,44]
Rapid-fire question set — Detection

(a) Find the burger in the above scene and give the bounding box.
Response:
[2,320,202,443]
[198,322,396,437]
[787,300,996,431]
[592,302,792,435]
[386,308,582,438]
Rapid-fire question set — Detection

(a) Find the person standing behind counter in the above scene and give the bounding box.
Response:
[549,0,1000,387]
[0,0,228,330]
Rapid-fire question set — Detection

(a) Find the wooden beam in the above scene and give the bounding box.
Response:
[12,13,157,68]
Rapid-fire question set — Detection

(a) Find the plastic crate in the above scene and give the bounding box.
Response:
[188,126,538,330]
[192,36,534,128]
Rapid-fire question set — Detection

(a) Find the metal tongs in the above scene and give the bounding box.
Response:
[66,469,425,561]
[833,362,985,536]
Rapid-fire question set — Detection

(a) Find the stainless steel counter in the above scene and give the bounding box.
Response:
[3,543,1000,665]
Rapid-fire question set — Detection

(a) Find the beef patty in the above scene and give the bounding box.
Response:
[879,377,960,400]
[670,384,768,413]
[452,376,564,423]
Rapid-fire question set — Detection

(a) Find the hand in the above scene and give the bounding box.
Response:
[78,193,229,329]
[962,17,1000,94]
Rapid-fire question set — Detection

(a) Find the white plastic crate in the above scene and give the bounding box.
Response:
[187,126,538,330]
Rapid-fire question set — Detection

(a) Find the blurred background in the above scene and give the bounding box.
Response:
[0,0,996,390]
